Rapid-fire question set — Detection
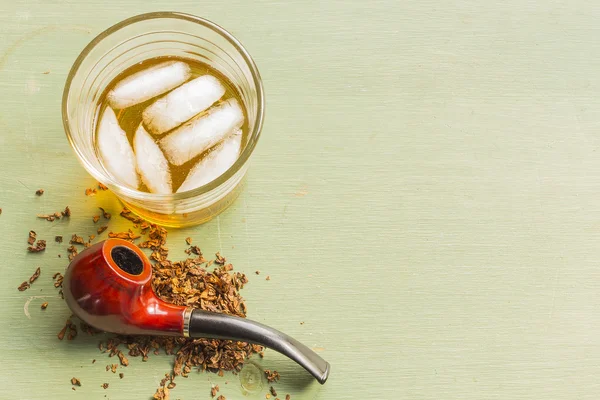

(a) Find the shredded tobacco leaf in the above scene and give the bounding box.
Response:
[70,234,85,245]
[211,385,220,397]
[93,215,100,223]
[266,276,271,281]
[37,212,59,222]
[119,372,124,379]
[270,386,278,397]
[27,230,36,245]
[108,229,140,240]
[36,206,70,222]
[57,324,67,340]
[85,188,97,196]
[99,207,111,219]
[71,377,81,386]
[102,383,109,389]
[36,189,44,196]
[58,319,77,340]
[67,320,78,340]
[53,272,63,288]
[67,246,78,261]
[118,351,129,366]
[215,252,226,265]
[286,395,291,400]
[17,267,41,292]
[159,373,175,388]
[29,267,41,284]
[28,239,46,253]
[153,385,169,400]
[97,225,108,234]
[120,207,141,222]
[98,182,108,190]
[55,236,63,243]
[264,370,280,383]
[41,302,48,310]
[217,396,226,400]
[185,245,202,256]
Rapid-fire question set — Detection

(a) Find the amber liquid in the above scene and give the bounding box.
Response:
[94,56,248,193]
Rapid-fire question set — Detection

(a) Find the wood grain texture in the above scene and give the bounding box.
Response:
[1,0,600,398]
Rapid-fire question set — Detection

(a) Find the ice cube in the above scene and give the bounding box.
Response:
[159,99,244,166]
[142,75,226,135]
[97,107,139,189]
[176,130,243,193]
[107,61,191,109]
[133,124,172,194]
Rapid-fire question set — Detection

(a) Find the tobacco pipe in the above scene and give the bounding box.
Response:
[63,238,330,384]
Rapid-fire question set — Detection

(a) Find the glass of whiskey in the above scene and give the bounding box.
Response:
[63,12,264,227]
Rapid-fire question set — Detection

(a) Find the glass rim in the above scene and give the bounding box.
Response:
[62,11,265,201]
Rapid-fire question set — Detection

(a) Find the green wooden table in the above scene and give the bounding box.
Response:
[2,1,600,399]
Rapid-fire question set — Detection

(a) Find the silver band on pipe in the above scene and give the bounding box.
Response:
[183,307,193,338]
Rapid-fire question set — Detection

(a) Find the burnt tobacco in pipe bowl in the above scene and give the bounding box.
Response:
[63,238,330,384]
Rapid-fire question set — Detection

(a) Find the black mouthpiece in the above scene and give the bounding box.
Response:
[189,309,330,384]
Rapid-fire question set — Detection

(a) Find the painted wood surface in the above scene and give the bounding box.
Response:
[1,1,600,399]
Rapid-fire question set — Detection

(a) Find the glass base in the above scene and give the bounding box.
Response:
[121,178,245,228]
